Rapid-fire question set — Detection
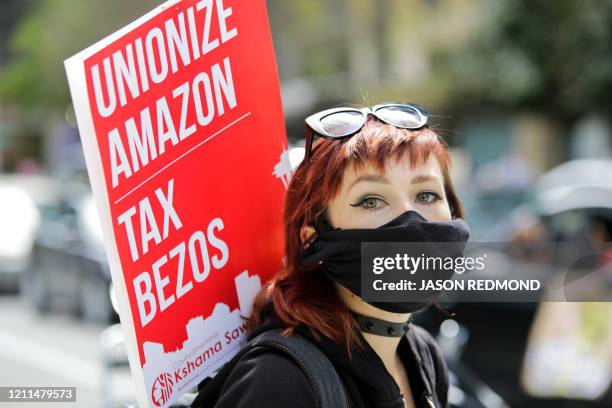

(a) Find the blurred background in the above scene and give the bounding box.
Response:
[0,0,611,407]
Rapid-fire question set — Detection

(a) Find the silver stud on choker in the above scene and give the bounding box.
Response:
[352,312,412,337]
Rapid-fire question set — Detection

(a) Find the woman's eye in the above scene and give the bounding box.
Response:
[350,196,385,211]
[416,192,442,204]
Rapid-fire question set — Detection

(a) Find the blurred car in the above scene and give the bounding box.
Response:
[0,174,59,291]
[437,159,612,407]
[21,186,117,323]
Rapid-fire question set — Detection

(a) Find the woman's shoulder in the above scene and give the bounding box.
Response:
[209,343,318,408]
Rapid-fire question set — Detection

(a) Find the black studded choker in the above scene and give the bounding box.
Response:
[352,312,412,337]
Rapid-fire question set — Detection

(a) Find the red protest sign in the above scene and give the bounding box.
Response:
[65,1,289,406]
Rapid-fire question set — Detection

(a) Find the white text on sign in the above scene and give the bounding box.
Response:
[117,178,230,328]
[91,0,240,189]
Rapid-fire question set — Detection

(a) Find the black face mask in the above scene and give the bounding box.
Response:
[299,210,470,313]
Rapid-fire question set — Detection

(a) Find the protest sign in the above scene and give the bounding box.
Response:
[65,1,289,406]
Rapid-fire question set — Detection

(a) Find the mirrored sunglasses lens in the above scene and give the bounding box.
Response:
[376,105,424,128]
[320,111,363,136]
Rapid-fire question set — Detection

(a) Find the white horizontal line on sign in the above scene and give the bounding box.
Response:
[114,111,252,205]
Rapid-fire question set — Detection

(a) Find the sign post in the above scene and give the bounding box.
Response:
[65,1,289,406]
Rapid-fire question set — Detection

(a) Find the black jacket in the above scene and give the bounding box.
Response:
[193,305,450,408]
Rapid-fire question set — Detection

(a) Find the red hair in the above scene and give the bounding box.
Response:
[248,119,464,352]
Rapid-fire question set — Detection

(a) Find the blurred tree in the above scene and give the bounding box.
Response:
[434,0,612,122]
[4,0,611,141]
[0,0,156,113]
[267,0,351,97]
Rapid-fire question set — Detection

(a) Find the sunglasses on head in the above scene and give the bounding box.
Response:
[304,102,429,161]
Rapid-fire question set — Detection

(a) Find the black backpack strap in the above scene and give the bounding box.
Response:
[190,343,257,408]
[190,329,349,408]
[249,329,349,408]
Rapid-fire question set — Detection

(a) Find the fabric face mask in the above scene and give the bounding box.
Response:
[299,210,470,313]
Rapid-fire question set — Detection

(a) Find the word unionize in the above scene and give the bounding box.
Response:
[90,0,239,188]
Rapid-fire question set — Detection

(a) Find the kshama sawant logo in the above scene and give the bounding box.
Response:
[151,372,174,407]
[147,320,248,407]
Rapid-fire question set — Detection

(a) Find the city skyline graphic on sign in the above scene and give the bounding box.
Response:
[141,270,262,406]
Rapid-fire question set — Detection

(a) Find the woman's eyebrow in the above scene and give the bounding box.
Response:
[348,174,390,191]
[347,174,442,191]
[410,174,441,184]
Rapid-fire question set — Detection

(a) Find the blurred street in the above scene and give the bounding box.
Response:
[0,294,136,408]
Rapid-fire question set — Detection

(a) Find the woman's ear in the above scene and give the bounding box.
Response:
[300,225,317,248]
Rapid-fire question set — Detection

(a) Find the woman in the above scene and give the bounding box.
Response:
[193,103,470,408]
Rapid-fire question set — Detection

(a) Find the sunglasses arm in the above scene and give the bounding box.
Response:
[305,125,315,161]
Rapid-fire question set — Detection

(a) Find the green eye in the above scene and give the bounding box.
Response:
[362,197,379,209]
[349,196,385,211]
[416,192,442,204]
